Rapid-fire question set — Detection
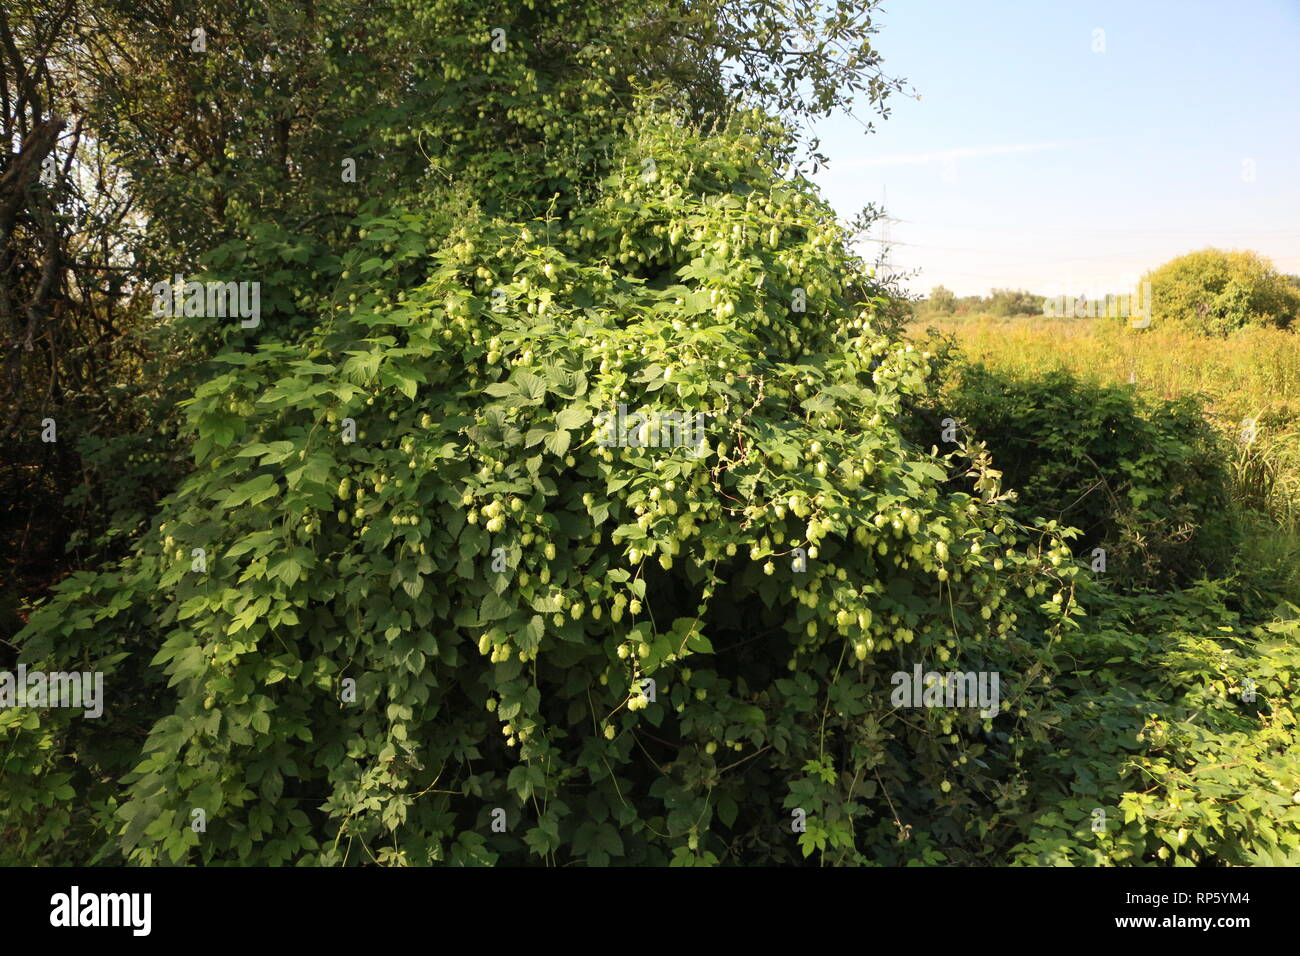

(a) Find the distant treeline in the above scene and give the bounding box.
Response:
[920,286,1148,319]
[917,254,1300,326]
[917,286,1045,316]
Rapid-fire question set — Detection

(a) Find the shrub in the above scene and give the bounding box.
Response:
[1010,582,1300,866]
[4,110,1084,865]
[1143,248,1300,335]
[7,109,1300,869]
[942,365,1237,590]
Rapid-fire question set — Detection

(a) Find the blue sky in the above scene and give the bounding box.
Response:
[807,0,1300,298]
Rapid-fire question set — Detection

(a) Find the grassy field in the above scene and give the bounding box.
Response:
[908,313,1300,600]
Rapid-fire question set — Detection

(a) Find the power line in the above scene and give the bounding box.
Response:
[893,221,1300,239]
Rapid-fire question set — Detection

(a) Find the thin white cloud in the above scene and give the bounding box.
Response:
[835,139,1104,169]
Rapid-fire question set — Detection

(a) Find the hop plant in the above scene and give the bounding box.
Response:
[14,106,1290,872]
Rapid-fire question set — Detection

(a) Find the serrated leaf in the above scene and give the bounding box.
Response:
[480,591,512,621]
[515,370,546,403]
[555,406,589,430]
[543,429,571,457]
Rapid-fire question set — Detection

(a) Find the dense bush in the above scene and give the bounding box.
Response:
[1143,248,1300,335]
[1010,581,1300,866]
[7,0,1300,870]
[4,110,1077,865]
[6,110,1300,867]
[942,365,1238,591]
[1,0,907,616]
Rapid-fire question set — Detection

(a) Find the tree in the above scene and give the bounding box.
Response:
[928,285,956,313]
[986,288,1041,317]
[0,0,189,613]
[1142,248,1300,334]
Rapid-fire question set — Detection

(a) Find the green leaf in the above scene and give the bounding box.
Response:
[543,429,571,457]
[480,591,512,621]
[716,795,739,828]
[515,370,546,403]
[271,555,303,586]
[555,406,589,430]
[220,473,279,509]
